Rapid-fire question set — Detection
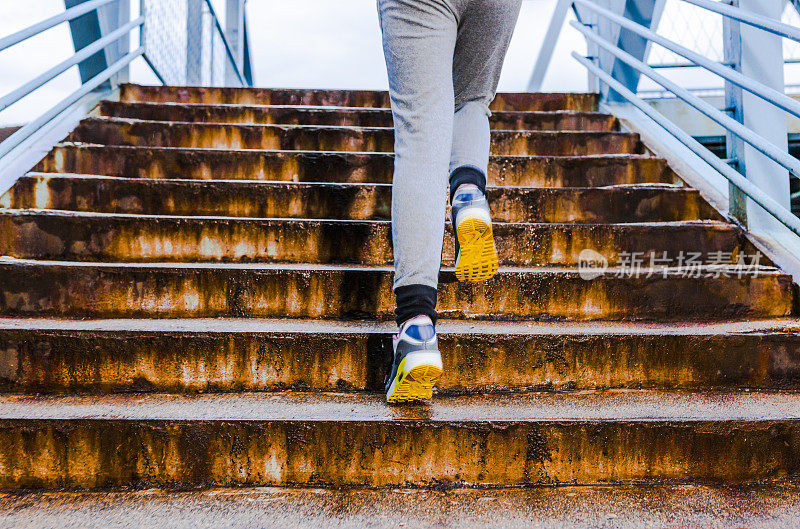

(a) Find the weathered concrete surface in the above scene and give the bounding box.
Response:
[1,318,799,393]
[0,260,792,320]
[0,211,749,266]
[3,389,800,422]
[0,391,799,488]
[3,482,800,529]
[37,146,678,186]
[3,85,800,501]
[68,118,642,155]
[4,175,718,222]
[119,84,601,111]
[99,100,620,131]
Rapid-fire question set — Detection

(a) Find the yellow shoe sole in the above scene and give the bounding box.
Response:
[386,364,443,404]
[455,216,499,282]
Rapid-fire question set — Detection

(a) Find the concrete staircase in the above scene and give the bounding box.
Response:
[1,84,800,526]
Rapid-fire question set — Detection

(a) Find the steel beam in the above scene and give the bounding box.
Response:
[526,0,572,91]
[605,0,666,102]
[724,0,790,235]
[64,0,109,87]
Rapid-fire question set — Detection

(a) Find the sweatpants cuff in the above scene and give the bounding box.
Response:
[449,166,487,203]
[394,284,438,327]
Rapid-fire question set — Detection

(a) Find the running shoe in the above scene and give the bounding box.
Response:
[385,315,443,403]
[451,184,499,282]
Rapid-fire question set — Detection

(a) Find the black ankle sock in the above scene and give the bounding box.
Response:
[394,284,438,327]
[449,166,487,203]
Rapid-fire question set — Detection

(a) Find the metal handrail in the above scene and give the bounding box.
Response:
[550,0,800,243]
[652,58,800,69]
[0,1,144,168]
[0,0,118,52]
[1,0,253,178]
[0,16,144,112]
[573,52,800,237]
[0,48,143,160]
[572,0,800,121]
[570,19,800,181]
[681,0,800,43]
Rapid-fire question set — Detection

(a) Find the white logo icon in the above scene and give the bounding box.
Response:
[578,248,608,280]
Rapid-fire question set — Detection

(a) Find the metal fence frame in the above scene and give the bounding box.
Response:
[530,0,800,276]
[0,0,253,193]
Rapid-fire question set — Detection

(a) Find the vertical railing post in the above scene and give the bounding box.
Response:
[723,0,789,234]
[585,5,601,93]
[573,0,615,94]
[99,0,130,86]
[185,0,204,85]
[225,0,246,86]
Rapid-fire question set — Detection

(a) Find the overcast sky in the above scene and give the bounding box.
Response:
[1,0,799,126]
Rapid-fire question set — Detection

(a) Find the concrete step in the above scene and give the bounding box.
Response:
[98,100,619,131]
[37,146,678,187]
[5,175,716,222]
[120,83,600,111]
[0,260,791,320]
[2,482,799,528]
[0,390,799,488]
[0,211,749,266]
[1,318,798,393]
[68,118,642,155]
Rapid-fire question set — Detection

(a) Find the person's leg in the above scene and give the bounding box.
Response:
[450,0,522,181]
[378,0,457,402]
[378,0,458,326]
[448,0,522,282]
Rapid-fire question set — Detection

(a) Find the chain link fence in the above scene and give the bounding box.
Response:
[141,0,242,86]
[634,0,800,97]
[649,0,800,67]
[141,0,188,84]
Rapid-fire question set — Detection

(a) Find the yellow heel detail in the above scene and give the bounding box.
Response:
[386,364,443,404]
[455,216,499,282]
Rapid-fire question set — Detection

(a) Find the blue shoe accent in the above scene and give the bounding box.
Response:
[405,321,436,341]
[385,315,443,403]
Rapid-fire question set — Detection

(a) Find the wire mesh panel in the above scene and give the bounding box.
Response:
[783,2,800,62]
[141,0,188,84]
[141,0,243,86]
[210,25,228,85]
[649,0,723,66]
[650,0,800,67]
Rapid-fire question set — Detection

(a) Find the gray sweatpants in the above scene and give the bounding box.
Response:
[378,0,522,291]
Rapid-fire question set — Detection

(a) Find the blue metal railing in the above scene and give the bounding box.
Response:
[683,0,800,40]
[532,0,800,245]
[0,49,144,160]
[573,53,800,237]
[571,0,800,120]
[0,0,118,52]
[0,16,145,115]
[0,0,253,190]
[568,12,800,187]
